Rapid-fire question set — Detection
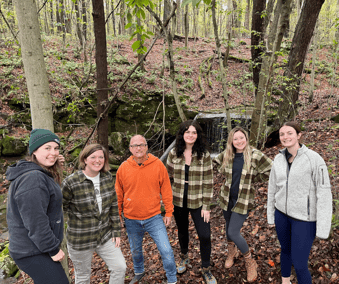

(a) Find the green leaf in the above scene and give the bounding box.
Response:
[182,0,192,7]
[125,23,132,29]
[127,12,133,22]
[140,9,146,19]
[132,40,141,51]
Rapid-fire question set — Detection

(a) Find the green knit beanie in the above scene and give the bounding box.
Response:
[29,129,60,155]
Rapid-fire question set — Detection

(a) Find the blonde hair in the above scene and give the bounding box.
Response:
[221,127,252,171]
[79,144,110,173]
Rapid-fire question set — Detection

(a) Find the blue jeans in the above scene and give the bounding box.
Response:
[275,209,316,284]
[125,214,177,283]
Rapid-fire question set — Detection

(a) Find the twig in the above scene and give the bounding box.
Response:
[0,5,18,42]
[105,0,123,25]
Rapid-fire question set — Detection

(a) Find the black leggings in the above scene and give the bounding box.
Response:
[13,253,69,284]
[173,205,211,268]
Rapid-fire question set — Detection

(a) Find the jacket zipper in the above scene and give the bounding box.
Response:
[285,160,290,214]
[307,196,310,220]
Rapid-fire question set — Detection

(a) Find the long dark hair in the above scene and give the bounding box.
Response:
[175,120,208,160]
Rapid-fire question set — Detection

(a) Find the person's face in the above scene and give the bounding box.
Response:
[232,131,247,153]
[33,142,59,167]
[183,125,198,146]
[129,136,148,160]
[279,126,301,148]
[84,150,105,174]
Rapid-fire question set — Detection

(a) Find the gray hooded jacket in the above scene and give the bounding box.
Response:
[267,144,332,239]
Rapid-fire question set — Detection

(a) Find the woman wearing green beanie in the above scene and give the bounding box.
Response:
[6,129,69,284]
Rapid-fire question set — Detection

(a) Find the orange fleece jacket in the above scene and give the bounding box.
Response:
[115,154,174,220]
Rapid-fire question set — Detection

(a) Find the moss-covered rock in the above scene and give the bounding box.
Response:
[111,91,198,138]
[109,132,127,156]
[0,242,19,278]
[0,136,27,156]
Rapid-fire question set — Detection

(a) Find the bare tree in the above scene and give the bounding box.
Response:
[92,0,109,148]
[251,0,266,97]
[278,0,325,124]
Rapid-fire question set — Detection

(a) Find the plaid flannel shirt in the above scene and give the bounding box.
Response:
[62,170,120,251]
[214,148,272,214]
[166,148,213,211]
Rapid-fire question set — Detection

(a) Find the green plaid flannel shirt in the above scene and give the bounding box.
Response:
[62,170,120,250]
[166,148,213,211]
[214,148,272,214]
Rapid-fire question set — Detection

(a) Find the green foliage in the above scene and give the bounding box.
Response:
[0,242,19,277]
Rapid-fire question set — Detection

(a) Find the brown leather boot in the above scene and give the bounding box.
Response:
[244,252,258,282]
[225,242,239,268]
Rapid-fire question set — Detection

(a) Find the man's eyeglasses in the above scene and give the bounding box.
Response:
[130,144,147,148]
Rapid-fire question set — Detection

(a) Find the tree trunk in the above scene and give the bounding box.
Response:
[309,21,318,103]
[13,0,54,131]
[211,0,232,135]
[75,0,83,47]
[278,0,325,124]
[119,0,125,35]
[106,0,110,35]
[50,0,54,34]
[244,0,250,37]
[92,0,109,148]
[112,0,116,36]
[250,0,292,146]
[176,0,181,34]
[264,0,275,31]
[251,0,266,97]
[82,0,88,40]
[184,4,188,47]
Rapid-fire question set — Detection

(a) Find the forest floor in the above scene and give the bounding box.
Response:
[0,35,339,283]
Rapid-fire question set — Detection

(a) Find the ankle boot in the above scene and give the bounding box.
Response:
[244,252,258,282]
[225,242,239,268]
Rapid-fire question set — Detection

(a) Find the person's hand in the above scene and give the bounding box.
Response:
[58,155,65,166]
[201,210,210,223]
[51,249,65,262]
[112,237,121,247]
[163,216,172,226]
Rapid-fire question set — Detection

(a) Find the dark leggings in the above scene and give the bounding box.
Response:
[173,205,211,268]
[222,201,249,254]
[275,209,316,284]
[13,253,69,284]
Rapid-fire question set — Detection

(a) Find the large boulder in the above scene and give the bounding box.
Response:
[111,91,198,138]
[0,136,27,157]
[109,132,128,156]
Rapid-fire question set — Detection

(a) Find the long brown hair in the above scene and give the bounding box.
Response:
[28,154,63,185]
[221,127,252,171]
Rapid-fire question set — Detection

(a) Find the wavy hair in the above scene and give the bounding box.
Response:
[28,154,63,185]
[221,126,252,171]
[175,120,208,160]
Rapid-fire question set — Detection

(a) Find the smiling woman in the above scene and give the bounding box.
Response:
[62,144,126,284]
[6,129,68,284]
[213,126,272,283]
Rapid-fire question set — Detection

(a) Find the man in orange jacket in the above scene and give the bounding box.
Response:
[115,135,177,284]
